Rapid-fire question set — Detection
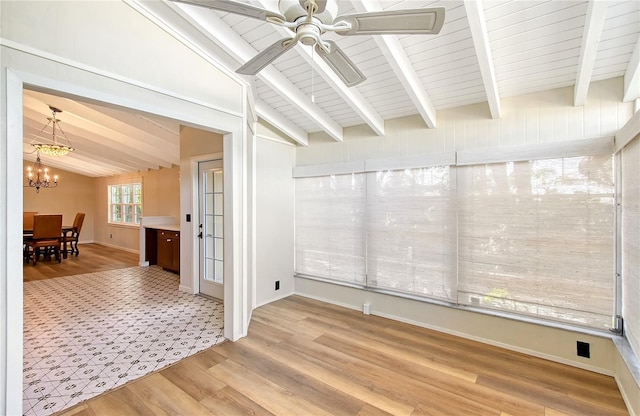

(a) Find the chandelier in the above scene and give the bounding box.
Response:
[31,105,75,157]
[25,151,58,193]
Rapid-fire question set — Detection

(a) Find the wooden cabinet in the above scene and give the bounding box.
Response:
[157,230,180,273]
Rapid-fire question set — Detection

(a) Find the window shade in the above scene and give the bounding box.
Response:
[457,156,615,329]
[295,173,366,284]
[622,137,640,358]
[366,167,457,301]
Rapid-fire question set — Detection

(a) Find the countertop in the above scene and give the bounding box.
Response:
[147,224,180,232]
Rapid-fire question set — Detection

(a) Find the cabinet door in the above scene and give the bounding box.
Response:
[157,230,174,270]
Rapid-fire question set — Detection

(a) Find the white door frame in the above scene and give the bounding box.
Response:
[3,68,250,414]
[188,153,224,297]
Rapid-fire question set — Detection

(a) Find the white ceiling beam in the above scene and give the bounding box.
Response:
[574,0,608,107]
[168,1,344,142]
[623,35,640,103]
[351,0,437,129]
[255,100,308,146]
[463,0,501,119]
[257,0,385,136]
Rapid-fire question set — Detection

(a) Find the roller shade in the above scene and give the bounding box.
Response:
[457,155,615,329]
[295,173,366,284]
[366,167,457,301]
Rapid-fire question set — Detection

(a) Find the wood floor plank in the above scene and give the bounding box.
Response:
[159,359,226,401]
[124,372,218,415]
[207,359,338,416]
[186,347,228,372]
[76,385,156,416]
[311,323,479,383]
[284,333,542,416]
[238,335,417,415]
[215,337,366,415]
[412,400,501,416]
[199,386,275,416]
[477,373,628,416]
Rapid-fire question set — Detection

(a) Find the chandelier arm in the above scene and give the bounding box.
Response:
[31,119,54,145]
[53,121,73,146]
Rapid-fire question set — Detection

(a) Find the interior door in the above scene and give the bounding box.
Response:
[198,160,224,299]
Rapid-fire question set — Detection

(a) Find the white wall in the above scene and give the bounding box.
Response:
[256,136,296,306]
[0,2,249,414]
[297,77,633,166]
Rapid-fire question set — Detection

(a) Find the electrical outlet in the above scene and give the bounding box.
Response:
[275,281,280,290]
[577,341,590,358]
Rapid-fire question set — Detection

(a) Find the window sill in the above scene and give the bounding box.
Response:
[294,273,616,339]
[613,336,640,388]
[107,223,140,229]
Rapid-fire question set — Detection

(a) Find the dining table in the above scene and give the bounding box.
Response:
[23,225,75,259]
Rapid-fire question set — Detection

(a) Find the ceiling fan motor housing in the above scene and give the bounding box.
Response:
[279,0,338,25]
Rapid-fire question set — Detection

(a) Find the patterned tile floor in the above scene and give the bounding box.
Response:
[23,266,224,416]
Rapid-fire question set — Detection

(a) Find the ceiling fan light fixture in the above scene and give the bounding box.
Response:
[30,105,75,157]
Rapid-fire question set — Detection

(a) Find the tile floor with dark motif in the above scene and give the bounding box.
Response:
[23,266,224,416]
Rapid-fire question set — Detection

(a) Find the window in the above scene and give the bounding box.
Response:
[622,137,640,359]
[366,167,457,302]
[294,151,616,331]
[457,156,615,330]
[295,173,366,284]
[108,184,142,225]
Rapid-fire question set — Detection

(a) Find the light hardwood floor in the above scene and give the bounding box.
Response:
[23,243,140,282]
[57,295,629,416]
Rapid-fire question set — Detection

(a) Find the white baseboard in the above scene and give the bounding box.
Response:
[91,241,139,254]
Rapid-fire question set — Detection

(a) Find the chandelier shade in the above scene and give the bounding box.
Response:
[30,105,75,156]
[25,151,58,193]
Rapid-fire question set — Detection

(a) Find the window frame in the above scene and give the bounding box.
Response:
[107,183,143,226]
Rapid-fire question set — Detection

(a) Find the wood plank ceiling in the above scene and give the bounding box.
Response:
[23,0,640,177]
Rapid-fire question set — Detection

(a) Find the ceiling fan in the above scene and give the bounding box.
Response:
[171,0,445,87]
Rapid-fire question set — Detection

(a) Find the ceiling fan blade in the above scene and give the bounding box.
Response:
[298,0,327,14]
[170,0,286,23]
[237,38,297,75]
[333,7,445,36]
[316,41,366,87]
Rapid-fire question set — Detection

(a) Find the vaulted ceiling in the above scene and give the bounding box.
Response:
[23,0,640,177]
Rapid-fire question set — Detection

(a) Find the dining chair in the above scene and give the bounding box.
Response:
[23,211,38,230]
[63,212,85,257]
[25,214,63,265]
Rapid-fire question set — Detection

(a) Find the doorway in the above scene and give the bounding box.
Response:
[198,159,224,299]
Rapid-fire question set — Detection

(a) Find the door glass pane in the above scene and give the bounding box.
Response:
[214,216,223,238]
[205,258,214,280]
[214,194,223,213]
[206,171,214,193]
[206,194,214,215]
[214,171,223,190]
[214,238,223,260]
[215,260,223,282]
[203,168,223,284]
